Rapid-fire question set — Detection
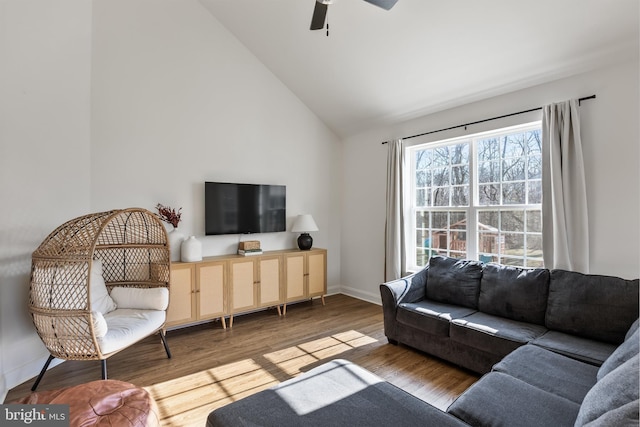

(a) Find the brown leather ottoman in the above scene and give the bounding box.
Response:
[14,380,160,426]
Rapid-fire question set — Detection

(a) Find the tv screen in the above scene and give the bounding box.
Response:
[205,182,286,235]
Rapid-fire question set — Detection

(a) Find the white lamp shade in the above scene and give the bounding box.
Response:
[291,214,319,233]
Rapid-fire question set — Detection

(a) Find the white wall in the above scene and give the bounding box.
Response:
[341,59,640,303]
[0,0,93,400]
[90,0,342,266]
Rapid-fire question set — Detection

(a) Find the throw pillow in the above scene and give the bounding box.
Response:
[110,287,169,311]
[90,260,117,314]
[597,324,640,381]
[575,356,639,426]
[91,311,108,338]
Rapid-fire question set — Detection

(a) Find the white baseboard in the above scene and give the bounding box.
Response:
[338,286,381,306]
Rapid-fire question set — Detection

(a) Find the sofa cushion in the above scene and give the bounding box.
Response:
[99,309,165,355]
[574,355,639,426]
[546,270,639,344]
[532,331,617,366]
[450,312,547,357]
[397,301,476,337]
[597,321,639,381]
[426,256,483,309]
[478,264,549,325]
[207,359,469,427]
[492,344,598,404]
[447,372,580,427]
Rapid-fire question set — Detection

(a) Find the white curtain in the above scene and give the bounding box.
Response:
[385,139,405,281]
[541,99,589,272]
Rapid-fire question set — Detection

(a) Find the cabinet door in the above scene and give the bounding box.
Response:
[258,256,282,307]
[229,259,257,313]
[167,263,196,326]
[307,250,327,297]
[197,261,226,320]
[284,253,306,302]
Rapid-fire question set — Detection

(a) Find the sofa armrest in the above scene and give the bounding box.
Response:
[379,266,429,342]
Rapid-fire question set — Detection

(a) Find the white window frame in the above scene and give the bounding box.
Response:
[405,121,543,272]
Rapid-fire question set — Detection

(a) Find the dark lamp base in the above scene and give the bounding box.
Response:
[297,233,313,250]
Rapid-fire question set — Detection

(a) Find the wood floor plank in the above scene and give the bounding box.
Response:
[5,294,479,425]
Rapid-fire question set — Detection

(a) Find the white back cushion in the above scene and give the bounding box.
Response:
[110,286,169,311]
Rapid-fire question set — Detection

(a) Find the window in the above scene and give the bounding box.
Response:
[407,122,543,270]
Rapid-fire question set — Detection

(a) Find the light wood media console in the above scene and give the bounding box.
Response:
[167,248,327,329]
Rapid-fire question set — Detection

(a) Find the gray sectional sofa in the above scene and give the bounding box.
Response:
[207,255,638,426]
[380,255,640,426]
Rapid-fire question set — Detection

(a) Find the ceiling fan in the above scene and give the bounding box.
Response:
[310,0,398,31]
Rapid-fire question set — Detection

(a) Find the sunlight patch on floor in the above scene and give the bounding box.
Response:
[145,330,378,426]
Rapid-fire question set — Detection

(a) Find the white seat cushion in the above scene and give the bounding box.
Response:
[99,309,165,355]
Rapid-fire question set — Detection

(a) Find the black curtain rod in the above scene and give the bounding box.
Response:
[381,94,596,144]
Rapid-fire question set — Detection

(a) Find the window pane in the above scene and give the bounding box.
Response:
[528,155,542,179]
[478,161,500,183]
[526,210,542,233]
[526,130,542,155]
[432,147,450,167]
[433,167,450,186]
[451,186,469,206]
[502,134,526,158]
[526,235,543,256]
[503,182,526,204]
[528,181,542,204]
[479,184,500,205]
[451,144,469,165]
[416,189,430,206]
[416,211,429,228]
[502,158,525,181]
[452,165,469,185]
[478,138,499,162]
[504,233,525,254]
[416,170,429,187]
[433,187,450,206]
[478,210,499,229]
[501,211,524,232]
[432,212,449,228]
[416,150,432,169]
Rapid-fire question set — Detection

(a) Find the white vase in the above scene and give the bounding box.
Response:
[181,236,202,262]
[168,229,185,262]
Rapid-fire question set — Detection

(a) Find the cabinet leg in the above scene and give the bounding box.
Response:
[276,305,282,316]
[321,295,325,305]
[229,315,234,328]
[221,316,227,329]
[283,303,287,316]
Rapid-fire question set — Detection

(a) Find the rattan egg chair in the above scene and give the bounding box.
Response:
[29,208,172,390]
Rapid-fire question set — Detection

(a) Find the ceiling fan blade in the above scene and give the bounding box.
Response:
[362,0,398,10]
[310,2,328,30]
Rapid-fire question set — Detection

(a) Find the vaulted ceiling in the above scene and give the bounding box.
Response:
[200,0,639,139]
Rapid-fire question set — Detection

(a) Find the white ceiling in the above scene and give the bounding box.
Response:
[199,0,639,139]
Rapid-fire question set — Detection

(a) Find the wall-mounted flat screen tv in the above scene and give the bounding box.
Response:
[205,181,286,235]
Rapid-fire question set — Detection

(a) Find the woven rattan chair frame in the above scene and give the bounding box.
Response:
[29,208,171,390]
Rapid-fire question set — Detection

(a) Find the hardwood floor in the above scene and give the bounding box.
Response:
[5,294,479,426]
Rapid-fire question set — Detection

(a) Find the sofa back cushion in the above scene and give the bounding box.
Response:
[479,264,549,325]
[546,270,639,344]
[426,256,482,309]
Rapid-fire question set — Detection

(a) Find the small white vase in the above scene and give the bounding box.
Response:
[168,229,185,262]
[181,236,202,262]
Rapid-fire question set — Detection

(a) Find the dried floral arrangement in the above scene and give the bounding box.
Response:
[155,203,182,228]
